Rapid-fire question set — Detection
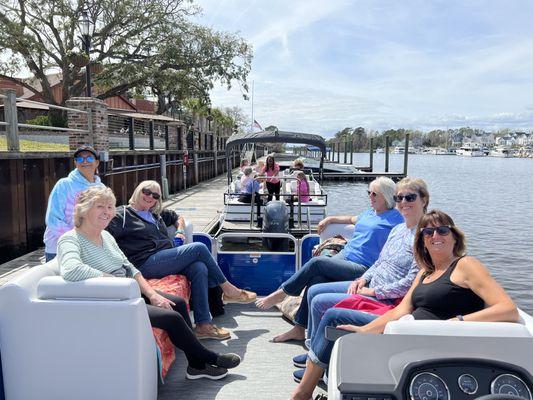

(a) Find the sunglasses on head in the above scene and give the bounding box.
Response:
[141,187,161,200]
[393,193,418,203]
[367,190,379,197]
[421,225,452,237]
[74,156,96,163]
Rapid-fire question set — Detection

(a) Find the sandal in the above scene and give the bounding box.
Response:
[195,325,231,340]
[222,289,257,304]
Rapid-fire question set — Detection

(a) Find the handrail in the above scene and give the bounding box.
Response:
[17,123,87,133]
[16,97,89,115]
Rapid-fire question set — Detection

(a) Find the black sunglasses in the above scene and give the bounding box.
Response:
[421,225,452,237]
[74,155,96,163]
[141,187,161,200]
[394,193,418,203]
[367,190,379,197]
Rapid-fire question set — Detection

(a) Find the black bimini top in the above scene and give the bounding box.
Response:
[225,129,327,182]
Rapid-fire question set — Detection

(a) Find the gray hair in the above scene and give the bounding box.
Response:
[243,166,254,176]
[129,180,163,214]
[74,187,116,228]
[370,177,396,209]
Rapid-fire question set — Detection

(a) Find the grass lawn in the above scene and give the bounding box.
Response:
[0,136,69,152]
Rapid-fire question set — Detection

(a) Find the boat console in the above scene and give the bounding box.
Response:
[328,334,533,400]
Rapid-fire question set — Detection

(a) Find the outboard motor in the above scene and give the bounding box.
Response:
[262,201,290,251]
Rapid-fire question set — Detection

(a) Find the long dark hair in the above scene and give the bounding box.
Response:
[265,155,276,172]
[414,209,466,275]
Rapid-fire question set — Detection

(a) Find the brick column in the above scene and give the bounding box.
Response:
[167,122,180,150]
[66,97,109,152]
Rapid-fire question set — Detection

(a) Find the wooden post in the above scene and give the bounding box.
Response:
[403,133,410,176]
[350,141,354,164]
[369,138,374,172]
[128,117,134,150]
[385,135,390,172]
[3,90,20,151]
[337,142,340,163]
[164,125,169,150]
[343,141,348,164]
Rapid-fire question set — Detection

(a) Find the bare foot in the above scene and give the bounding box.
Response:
[255,289,287,310]
[272,325,305,343]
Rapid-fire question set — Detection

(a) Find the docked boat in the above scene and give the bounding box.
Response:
[490,146,513,158]
[456,143,484,157]
[392,146,405,154]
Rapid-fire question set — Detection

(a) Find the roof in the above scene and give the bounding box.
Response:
[225,130,326,158]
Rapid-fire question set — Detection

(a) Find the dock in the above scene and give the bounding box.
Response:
[0,174,228,282]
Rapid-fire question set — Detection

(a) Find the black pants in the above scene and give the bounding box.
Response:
[266,181,281,201]
[144,291,218,369]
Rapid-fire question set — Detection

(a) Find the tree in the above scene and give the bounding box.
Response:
[0,0,252,111]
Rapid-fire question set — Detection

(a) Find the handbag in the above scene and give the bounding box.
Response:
[312,235,347,257]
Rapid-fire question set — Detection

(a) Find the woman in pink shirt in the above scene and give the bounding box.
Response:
[262,155,281,201]
[295,171,310,202]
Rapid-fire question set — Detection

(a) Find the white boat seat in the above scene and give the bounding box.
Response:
[384,318,532,338]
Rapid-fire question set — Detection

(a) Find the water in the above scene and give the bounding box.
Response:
[324,154,533,314]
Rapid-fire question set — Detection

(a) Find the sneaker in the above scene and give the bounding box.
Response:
[195,325,231,340]
[293,368,325,384]
[293,353,307,368]
[222,289,257,304]
[216,353,241,369]
[186,365,228,380]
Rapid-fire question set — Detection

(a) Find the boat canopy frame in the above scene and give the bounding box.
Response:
[225,129,326,184]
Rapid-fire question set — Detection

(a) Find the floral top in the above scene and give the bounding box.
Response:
[361,223,419,300]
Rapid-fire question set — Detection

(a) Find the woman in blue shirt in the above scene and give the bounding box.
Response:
[256,177,403,342]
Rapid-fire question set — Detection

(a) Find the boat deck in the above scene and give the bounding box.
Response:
[158,302,325,400]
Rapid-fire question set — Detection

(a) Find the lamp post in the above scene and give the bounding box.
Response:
[79,11,92,97]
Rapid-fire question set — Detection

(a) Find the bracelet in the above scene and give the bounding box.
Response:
[457,315,464,321]
[175,230,185,235]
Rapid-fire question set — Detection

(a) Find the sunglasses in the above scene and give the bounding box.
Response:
[74,156,96,163]
[367,190,379,197]
[421,225,452,237]
[141,188,161,200]
[394,193,418,203]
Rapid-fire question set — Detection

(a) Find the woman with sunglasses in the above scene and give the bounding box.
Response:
[43,145,104,262]
[289,177,429,399]
[256,177,403,342]
[58,187,241,380]
[107,180,256,340]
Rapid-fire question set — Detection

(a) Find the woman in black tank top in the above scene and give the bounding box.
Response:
[338,209,518,334]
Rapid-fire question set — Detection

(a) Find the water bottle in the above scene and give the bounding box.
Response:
[173,233,184,247]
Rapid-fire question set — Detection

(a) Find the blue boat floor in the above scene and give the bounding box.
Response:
[158,301,326,400]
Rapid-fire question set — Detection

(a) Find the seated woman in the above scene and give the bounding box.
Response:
[256,177,404,342]
[290,209,519,400]
[294,171,310,203]
[106,180,256,341]
[58,187,242,380]
[292,177,428,371]
[238,166,261,203]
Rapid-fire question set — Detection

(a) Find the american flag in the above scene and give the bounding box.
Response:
[252,119,263,130]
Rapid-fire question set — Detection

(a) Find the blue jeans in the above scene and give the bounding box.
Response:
[45,253,56,262]
[307,281,352,340]
[139,242,227,324]
[308,308,379,369]
[280,251,367,327]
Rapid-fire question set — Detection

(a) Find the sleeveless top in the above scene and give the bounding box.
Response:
[411,257,484,320]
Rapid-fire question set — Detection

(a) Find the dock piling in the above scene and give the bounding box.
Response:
[403,133,410,176]
[385,136,390,172]
[369,138,374,172]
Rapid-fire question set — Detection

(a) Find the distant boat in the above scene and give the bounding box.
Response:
[433,147,456,155]
[456,143,484,157]
[375,148,384,154]
[489,146,513,158]
[392,146,404,154]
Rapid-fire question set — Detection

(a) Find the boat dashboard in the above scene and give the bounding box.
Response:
[328,333,533,400]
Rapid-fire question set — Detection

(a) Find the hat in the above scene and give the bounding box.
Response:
[73,145,99,159]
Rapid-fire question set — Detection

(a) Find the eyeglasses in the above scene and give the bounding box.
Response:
[393,193,418,203]
[141,188,161,200]
[367,190,379,197]
[74,156,96,163]
[421,226,452,237]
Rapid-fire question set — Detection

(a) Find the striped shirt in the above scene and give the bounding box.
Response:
[58,229,140,282]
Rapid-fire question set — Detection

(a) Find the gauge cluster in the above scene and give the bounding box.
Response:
[406,364,532,400]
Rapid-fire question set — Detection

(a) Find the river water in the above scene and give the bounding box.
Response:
[324,153,533,314]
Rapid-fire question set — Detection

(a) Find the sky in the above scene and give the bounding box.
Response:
[193,0,533,138]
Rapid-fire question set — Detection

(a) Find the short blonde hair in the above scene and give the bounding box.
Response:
[74,187,116,228]
[129,180,163,214]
